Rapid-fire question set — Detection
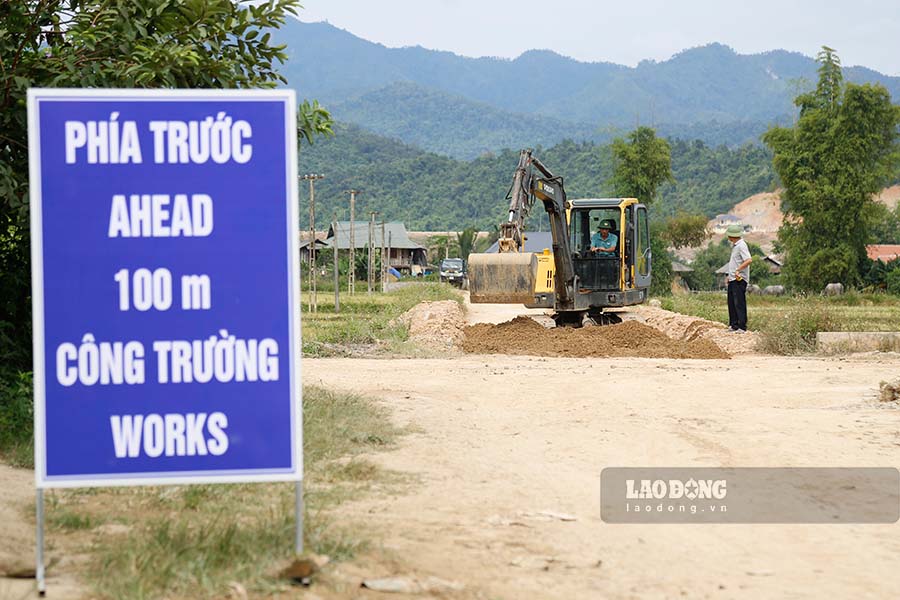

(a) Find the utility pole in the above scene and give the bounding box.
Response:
[380,219,386,293]
[387,230,392,292]
[367,211,377,294]
[347,190,360,294]
[332,214,340,313]
[301,174,324,313]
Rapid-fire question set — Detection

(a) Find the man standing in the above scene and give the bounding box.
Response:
[725,224,753,332]
[590,219,618,254]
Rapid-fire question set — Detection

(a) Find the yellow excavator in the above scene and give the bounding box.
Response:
[468,149,652,326]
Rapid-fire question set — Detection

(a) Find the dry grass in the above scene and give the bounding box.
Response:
[301,282,462,356]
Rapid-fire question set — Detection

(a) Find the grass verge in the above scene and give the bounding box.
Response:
[301,282,462,356]
[35,385,405,599]
[661,292,900,354]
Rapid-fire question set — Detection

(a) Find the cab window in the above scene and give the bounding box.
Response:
[636,207,649,275]
[571,208,620,254]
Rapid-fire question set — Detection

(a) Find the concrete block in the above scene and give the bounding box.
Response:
[817,331,900,353]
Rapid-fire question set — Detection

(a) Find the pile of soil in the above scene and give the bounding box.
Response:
[398,300,466,350]
[462,317,729,359]
[634,306,759,355]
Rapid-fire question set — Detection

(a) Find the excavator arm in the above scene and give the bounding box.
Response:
[497,149,535,252]
[530,169,575,309]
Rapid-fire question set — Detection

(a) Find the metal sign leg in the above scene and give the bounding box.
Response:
[295,479,304,555]
[36,488,46,596]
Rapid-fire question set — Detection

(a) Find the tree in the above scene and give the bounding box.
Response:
[865,202,900,244]
[661,213,709,249]
[763,47,900,291]
[427,235,459,263]
[887,266,900,296]
[0,0,333,371]
[456,227,477,263]
[608,126,674,204]
[608,126,675,295]
[648,225,673,297]
[683,241,732,291]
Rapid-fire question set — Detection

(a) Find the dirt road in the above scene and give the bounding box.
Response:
[3,297,898,598]
[308,352,900,599]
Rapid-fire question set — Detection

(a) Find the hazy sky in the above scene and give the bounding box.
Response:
[297,0,900,75]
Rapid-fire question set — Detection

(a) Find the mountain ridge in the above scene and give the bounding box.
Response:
[276,20,900,156]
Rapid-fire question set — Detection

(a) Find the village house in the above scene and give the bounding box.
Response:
[710,214,743,234]
[324,221,428,274]
[298,235,328,265]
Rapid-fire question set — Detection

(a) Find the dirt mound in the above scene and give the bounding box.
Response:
[633,306,759,355]
[398,300,465,350]
[462,317,729,359]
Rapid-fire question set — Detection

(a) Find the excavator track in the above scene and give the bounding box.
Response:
[551,310,623,328]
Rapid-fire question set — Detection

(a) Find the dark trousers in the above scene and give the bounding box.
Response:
[727,279,748,330]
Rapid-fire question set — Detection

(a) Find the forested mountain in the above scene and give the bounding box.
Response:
[329,82,786,158]
[299,123,775,230]
[330,82,595,159]
[277,20,900,156]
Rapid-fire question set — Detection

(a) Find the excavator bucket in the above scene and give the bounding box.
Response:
[467,252,536,304]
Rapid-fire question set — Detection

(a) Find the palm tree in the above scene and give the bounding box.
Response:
[457,226,477,263]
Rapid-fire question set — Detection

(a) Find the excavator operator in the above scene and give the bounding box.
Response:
[590,219,618,254]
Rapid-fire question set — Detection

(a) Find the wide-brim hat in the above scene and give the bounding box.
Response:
[725,224,744,237]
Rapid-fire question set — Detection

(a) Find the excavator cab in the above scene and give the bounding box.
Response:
[571,205,623,289]
[568,199,651,295]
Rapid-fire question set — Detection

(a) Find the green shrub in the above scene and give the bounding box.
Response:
[758,303,838,355]
[0,370,33,467]
[649,234,673,296]
[886,267,900,296]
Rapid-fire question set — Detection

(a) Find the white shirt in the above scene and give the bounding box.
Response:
[727,239,751,283]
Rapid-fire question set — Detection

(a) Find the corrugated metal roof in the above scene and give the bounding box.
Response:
[485,231,554,253]
[298,239,329,250]
[324,221,424,250]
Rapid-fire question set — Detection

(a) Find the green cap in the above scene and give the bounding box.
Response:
[726,224,744,237]
[598,219,615,230]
